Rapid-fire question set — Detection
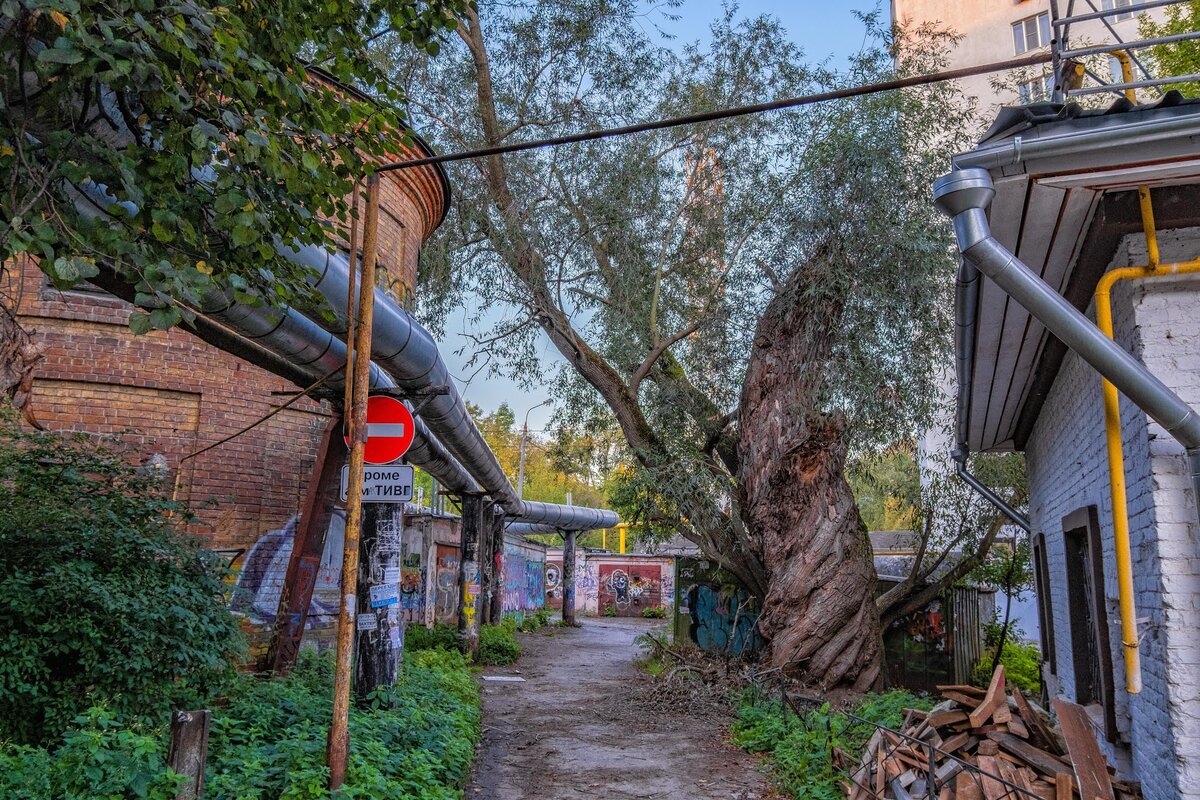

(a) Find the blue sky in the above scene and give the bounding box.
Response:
[441,1,881,431]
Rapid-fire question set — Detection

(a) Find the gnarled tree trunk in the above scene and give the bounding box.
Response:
[737,283,883,692]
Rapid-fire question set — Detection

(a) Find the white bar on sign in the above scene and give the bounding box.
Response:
[367,423,406,438]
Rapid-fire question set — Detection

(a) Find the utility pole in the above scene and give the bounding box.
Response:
[354,503,404,694]
[326,175,381,791]
[516,399,551,499]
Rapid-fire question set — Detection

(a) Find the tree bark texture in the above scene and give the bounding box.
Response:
[737,285,884,692]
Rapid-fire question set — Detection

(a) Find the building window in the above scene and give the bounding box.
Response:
[1013,13,1051,55]
[1103,0,1143,23]
[1062,506,1117,742]
[1032,533,1056,675]
[1018,73,1053,104]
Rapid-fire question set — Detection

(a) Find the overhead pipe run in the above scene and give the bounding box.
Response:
[71,181,615,530]
[934,167,1200,694]
[280,243,619,531]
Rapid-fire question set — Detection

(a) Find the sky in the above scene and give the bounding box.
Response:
[439,1,883,432]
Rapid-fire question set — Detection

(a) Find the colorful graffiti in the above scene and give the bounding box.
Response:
[501,542,545,615]
[599,564,663,616]
[674,557,763,656]
[434,544,459,624]
[229,514,342,643]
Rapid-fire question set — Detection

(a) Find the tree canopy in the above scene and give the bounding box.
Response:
[1,0,469,333]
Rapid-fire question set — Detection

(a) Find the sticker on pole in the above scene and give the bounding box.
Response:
[340,464,415,503]
[346,395,416,464]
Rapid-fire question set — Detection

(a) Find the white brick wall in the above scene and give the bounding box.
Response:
[1025,229,1200,800]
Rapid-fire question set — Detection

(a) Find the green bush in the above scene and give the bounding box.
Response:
[0,413,244,745]
[972,622,1041,693]
[602,606,618,617]
[517,606,554,632]
[405,622,460,651]
[477,619,521,665]
[641,605,667,619]
[0,707,183,800]
[206,650,480,799]
[732,689,932,799]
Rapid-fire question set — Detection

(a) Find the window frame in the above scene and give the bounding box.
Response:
[1012,12,1052,55]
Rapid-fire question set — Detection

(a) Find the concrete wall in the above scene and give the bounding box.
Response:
[500,534,547,622]
[546,549,675,616]
[1025,229,1200,800]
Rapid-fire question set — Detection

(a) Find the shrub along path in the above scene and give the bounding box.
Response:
[466,617,767,799]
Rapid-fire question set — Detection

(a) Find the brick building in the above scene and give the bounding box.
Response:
[8,93,450,648]
[939,99,1200,798]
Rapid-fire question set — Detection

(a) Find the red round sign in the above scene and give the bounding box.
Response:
[346,395,416,464]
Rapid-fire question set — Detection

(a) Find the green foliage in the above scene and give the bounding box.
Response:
[0,707,183,800]
[1141,1,1200,95]
[404,623,460,652]
[602,606,618,618]
[205,649,479,798]
[0,412,244,746]
[972,622,1041,694]
[1,0,470,332]
[517,607,554,632]
[732,690,932,799]
[477,619,521,665]
[847,442,921,532]
[641,605,667,619]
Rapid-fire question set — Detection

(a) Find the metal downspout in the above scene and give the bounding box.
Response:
[952,251,1031,531]
[935,167,1200,695]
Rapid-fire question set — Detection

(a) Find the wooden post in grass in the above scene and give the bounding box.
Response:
[327,175,381,790]
[168,709,211,800]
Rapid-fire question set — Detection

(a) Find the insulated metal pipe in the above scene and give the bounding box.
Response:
[70,181,615,529]
[280,243,619,531]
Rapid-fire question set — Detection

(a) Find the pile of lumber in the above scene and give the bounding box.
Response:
[845,666,1140,800]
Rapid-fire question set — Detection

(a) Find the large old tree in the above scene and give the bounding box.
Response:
[391,4,974,689]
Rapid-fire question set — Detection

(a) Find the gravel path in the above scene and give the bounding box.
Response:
[466,617,769,800]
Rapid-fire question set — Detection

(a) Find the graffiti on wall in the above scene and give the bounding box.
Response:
[675,557,763,657]
[434,544,459,624]
[598,564,664,616]
[501,542,545,615]
[461,559,480,630]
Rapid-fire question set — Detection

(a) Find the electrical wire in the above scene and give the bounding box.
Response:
[377,52,1054,172]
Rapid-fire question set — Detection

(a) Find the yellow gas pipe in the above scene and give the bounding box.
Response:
[1095,177,1200,693]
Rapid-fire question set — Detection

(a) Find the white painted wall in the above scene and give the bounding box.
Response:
[1025,229,1200,800]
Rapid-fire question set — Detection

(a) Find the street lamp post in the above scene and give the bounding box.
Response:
[516,399,551,500]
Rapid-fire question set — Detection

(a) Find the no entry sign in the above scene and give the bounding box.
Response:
[346,395,416,464]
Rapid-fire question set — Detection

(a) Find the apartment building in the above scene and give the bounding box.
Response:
[891,0,1168,114]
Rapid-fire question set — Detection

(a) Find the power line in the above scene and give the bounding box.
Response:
[377,52,1053,172]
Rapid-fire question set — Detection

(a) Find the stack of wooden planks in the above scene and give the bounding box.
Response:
[844,666,1140,800]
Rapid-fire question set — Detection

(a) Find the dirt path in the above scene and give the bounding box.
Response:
[466,617,768,799]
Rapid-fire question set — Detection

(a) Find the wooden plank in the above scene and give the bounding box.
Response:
[976,756,1010,800]
[1013,688,1064,756]
[969,666,1009,728]
[938,684,988,699]
[876,743,886,798]
[928,709,970,728]
[957,769,985,800]
[943,690,986,707]
[1054,699,1115,800]
[940,732,971,753]
[1006,712,1030,740]
[1055,773,1075,800]
[987,731,1072,779]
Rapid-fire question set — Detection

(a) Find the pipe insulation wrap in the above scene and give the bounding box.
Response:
[279,243,619,531]
[71,181,616,529]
